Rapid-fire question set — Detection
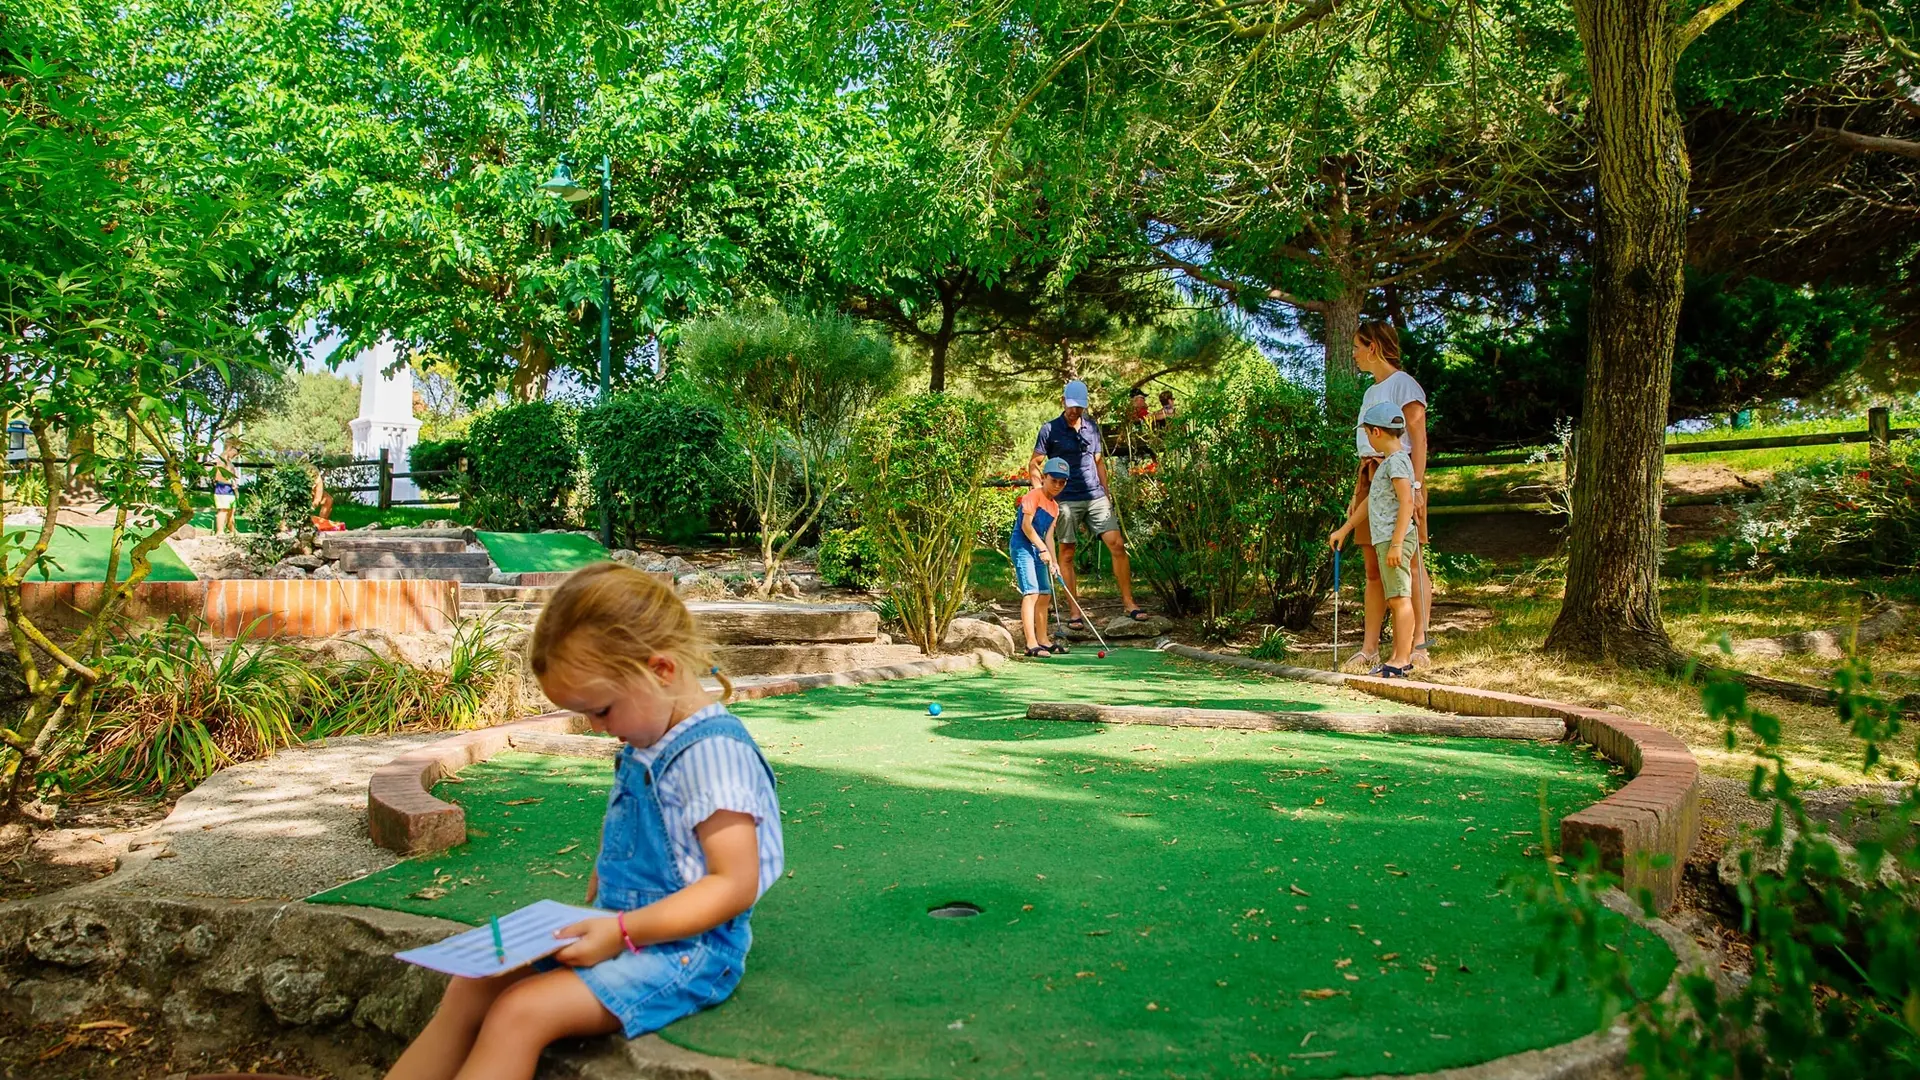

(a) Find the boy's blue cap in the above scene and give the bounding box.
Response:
[1042,457,1072,478]
[1361,402,1406,431]
[1063,380,1089,408]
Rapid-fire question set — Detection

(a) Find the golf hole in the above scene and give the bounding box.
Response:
[927,901,983,919]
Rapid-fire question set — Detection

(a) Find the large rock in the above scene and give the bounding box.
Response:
[1100,613,1174,639]
[301,628,455,671]
[676,571,731,601]
[265,561,310,580]
[942,617,1016,657]
[1717,827,1906,896]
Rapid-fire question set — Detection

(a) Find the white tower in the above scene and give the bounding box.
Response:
[347,336,421,504]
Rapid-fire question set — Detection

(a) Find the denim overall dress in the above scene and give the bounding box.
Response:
[570,712,777,1037]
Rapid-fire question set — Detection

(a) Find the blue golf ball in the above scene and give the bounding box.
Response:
[928,702,942,716]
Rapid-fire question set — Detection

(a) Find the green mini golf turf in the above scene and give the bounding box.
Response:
[3,525,197,582]
[316,651,1671,1078]
[476,531,610,575]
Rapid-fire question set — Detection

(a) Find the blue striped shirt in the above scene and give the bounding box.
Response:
[623,704,785,899]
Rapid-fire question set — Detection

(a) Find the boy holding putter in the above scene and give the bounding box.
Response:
[1329,403,1419,679]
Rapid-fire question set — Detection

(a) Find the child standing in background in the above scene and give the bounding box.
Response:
[1329,404,1420,679]
[385,563,783,1080]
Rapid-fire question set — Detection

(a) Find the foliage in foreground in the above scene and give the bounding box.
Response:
[1115,363,1349,629]
[47,617,513,797]
[1516,660,1920,1079]
[849,393,1006,653]
[235,462,316,566]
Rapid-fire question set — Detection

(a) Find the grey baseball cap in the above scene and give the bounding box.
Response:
[1360,402,1406,430]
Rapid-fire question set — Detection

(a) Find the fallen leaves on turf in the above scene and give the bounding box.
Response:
[1299,988,1340,999]
[501,797,544,806]
[1290,884,1311,896]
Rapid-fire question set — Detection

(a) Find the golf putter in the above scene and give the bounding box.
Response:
[1052,565,1111,655]
[1046,558,1071,654]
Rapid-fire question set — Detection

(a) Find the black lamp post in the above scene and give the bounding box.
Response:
[540,156,616,549]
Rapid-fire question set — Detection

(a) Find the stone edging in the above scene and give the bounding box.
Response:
[367,650,1005,855]
[1156,639,1702,911]
[0,887,1700,1080]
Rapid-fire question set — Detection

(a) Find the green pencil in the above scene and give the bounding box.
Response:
[490,915,505,964]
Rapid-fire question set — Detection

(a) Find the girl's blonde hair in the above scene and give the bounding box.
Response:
[529,562,732,701]
[1355,321,1402,368]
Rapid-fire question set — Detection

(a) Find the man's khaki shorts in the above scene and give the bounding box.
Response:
[1056,497,1119,545]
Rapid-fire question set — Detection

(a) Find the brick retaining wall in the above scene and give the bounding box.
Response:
[16,578,458,637]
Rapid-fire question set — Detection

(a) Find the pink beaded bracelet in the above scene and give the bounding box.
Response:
[617,912,639,953]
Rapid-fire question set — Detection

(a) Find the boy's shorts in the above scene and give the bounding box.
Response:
[1373,537,1420,599]
[1011,545,1051,596]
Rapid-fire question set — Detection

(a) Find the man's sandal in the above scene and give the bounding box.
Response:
[1064,617,1088,632]
[1025,646,1052,658]
[1124,608,1152,622]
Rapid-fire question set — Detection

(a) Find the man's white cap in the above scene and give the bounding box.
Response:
[1063,380,1090,408]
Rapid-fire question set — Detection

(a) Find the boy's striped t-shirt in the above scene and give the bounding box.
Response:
[623,704,785,899]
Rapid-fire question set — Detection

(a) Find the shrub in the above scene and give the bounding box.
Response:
[48,617,514,797]
[1515,660,1919,1079]
[1114,363,1349,627]
[56,618,322,795]
[1247,627,1291,661]
[406,437,468,498]
[816,526,883,590]
[465,401,578,531]
[578,385,747,545]
[236,461,316,565]
[849,393,1007,653]
[681,307,900,593]
[1724,437,1920,574]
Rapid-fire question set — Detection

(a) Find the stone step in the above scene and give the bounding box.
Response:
[337,551,493,571]
[686,602,881,645]
[713,642,923,677]
[320,537,468,555]
[358,567,496,583]
[460,584,559,604]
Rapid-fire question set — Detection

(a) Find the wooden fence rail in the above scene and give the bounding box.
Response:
[1429,406,1902,469]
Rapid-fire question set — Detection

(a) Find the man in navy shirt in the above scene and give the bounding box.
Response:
[1027,380,1150,630]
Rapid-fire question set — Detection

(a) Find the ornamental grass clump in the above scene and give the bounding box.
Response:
[62,618,321,796]
[848,393,1006,654]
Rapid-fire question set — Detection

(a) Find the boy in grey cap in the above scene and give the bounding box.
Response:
[1328,403,1418,678]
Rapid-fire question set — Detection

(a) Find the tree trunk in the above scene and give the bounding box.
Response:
[1543,0,1687,666]
[1322,290,1363,421]
[929,312,954,393]
[64,426,96,496]
[510,332,552,402]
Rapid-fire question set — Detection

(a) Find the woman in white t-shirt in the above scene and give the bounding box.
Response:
[1341,322,1433,672]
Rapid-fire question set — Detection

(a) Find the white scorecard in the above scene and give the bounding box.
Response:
[395,899,614,979]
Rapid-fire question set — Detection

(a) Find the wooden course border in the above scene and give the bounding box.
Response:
[366,650,1005,856]
[1155,640,1701,910]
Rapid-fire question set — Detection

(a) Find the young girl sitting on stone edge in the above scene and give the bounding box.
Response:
[385,562,784,1080]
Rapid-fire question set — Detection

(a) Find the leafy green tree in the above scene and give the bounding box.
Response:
[2,0,276,817]
[246,372,360,458]
[681,308,900,593]
[1406,271,1884,449]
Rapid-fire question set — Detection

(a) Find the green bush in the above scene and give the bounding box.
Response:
[1114,363,1349,627]
[1247,627,1292,661]
[1515,661,1919,1079]
[1724,438,1920,574]
[236,461,315,565]
[849,393,1006,653]
[465,401,578,531]
[816,526,882,590]
[578,385,747,545]
[407,437,468,498]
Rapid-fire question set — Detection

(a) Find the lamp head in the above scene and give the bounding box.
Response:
[539,162,592,202]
